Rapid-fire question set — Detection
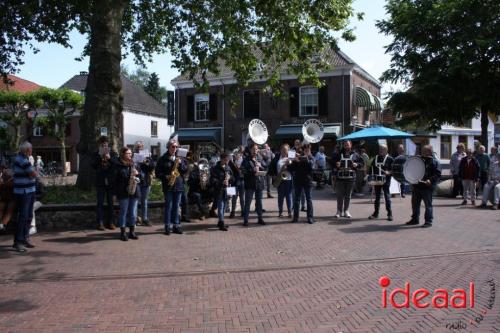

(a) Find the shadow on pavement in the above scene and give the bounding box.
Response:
[337,223,404,233]
[0,299,39,313]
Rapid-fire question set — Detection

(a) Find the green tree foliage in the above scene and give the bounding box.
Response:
[378,0,500,148]
[0,90,42,151]
[34,88,83,176]
[1,0,357,189]
[145,73,168,104]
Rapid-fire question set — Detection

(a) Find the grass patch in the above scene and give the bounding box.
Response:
[42,180,165,204]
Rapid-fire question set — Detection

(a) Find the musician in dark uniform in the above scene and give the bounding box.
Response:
[90,136,118,231]
[406,145,441,228]
[368,144,394,221]
[187,163,208,220]
[209,153,234,231]
[288,143,315,224]
[332,140,364,218]
[229,149,245,218]
[241,143,267,226]
[155,139,188,235]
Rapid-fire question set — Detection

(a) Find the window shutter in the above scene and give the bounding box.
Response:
[289,87,299,117]
[319,85,328,116]
[187,95,194,122]
[209,93,217,120]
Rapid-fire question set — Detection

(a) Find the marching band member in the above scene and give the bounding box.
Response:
[332,140,364,218]
[155,139,187,235]
[406,145,441,227]
[288,143,315,224]
[368,145,394,221]
[90,136,117,230]
[261,143,275,198]
[112,147,140,241]
[210,153,234,231]
[133,141,155,226]
[241,143,267,226]
[271,144,293,218]
[187,163,207,220]
[290,139,306,211]
[229,148,245,218]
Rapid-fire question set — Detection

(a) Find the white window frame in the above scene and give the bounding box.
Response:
[243,89,261,119]
[194,93,210,122]
[299,86,319,117]
[151,120,158,138]
[33,126,43,137]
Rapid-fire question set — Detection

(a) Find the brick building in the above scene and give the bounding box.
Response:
[171,49,382,156]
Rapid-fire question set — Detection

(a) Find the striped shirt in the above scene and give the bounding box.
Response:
[13,153,36,194]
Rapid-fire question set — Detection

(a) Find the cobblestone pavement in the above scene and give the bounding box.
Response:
[1,188,499,332]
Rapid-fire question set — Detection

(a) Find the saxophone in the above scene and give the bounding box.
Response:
[127,166,139,195]
[167,157,180,187]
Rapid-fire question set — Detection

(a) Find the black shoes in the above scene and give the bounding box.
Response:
[405,220,419,225]
[128,226,139,240]
[12,243,27,252]
[229,212,235,218]
[307,219,315,224]
[267,193,274,198]
[120,229,129,241]
[164,229,171,235]
[257,219,266,225]
[368,214,378,220]
[209,210,218,218]
[181,216,191,222]
[173,227,183,234]
[387,215,393,221]
[243,222,249,227]
[217,221,228,231]
[421,223,432,228]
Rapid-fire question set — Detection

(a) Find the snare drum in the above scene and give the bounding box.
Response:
[367,174,386,186]
[337,168,355,179]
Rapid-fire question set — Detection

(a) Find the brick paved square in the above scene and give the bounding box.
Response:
[1,189,499,332]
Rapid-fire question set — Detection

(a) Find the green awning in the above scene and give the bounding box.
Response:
[274,125,340,139]
[173,128,222,144]
[354,86,375,108]
[369,94,384,111]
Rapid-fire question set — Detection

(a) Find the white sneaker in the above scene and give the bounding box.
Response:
[344,211,351,218]
[334,211,342,218]
[29,226,37,235]
[0,224,5,231]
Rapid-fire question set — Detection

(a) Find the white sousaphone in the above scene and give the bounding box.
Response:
[248,119,268,145]
[302,119,324,144]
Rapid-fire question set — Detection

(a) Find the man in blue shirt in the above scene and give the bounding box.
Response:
[12,142,38,252]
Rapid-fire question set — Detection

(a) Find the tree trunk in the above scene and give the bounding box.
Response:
[76,0,125,190]
[480,105,489,150]
[60,138,67,177]
[14,124,21,152]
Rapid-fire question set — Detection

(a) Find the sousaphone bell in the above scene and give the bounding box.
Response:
[302,119,324,144]
[248,119,268,145]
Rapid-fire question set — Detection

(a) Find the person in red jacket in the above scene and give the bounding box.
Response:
[458,149,480,205]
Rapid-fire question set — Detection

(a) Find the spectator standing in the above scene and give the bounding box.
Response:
[450,144,466,198]
[458,149,480,205]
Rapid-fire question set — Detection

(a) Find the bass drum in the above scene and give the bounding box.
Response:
[403,156,426,184]
[392,155,407,183]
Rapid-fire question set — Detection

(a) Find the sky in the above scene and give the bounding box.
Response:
[16,0,398,96]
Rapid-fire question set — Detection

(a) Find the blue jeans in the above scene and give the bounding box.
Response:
[244,189,263,223]
[164,191,182,230]
[189,192,203,211]
[278,180,293,215]
[411,186,434,223]
[231,182,245,214]
[96,186,114,225]
[139,185,150,220]
[291,178,306,210]
[118,197,138,228]
[180,190,188,217]
[374,183,392,216]
[217,193,228,222]
[293,185,313,220]
[14,192,35,245]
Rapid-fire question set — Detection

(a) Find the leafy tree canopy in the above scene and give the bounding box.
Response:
[377,0,500,146]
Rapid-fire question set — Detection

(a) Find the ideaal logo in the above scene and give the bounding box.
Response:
[379,276,475,309]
